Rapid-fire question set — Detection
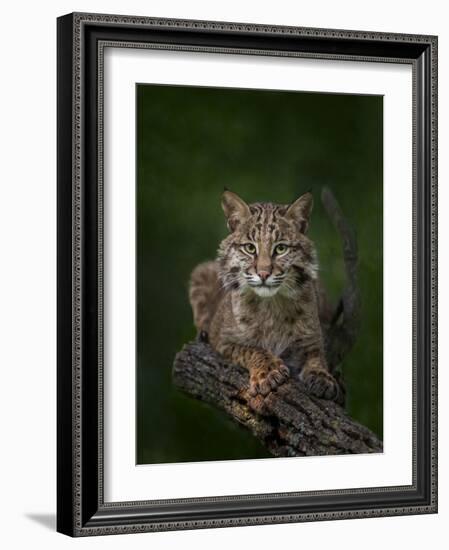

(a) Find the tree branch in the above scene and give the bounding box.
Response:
[321,186,361,371]
[173,340,382,457]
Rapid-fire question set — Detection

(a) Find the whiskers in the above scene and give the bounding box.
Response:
[270,274,285,285]
[219,267,306,299]
[243,273,262,288]
[244,272,285,288]
[242,272,288,299]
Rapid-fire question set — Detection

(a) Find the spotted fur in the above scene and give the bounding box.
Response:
[189,190,339,400]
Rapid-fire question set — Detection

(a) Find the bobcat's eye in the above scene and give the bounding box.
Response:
[243,243,257,254]
[274,244,288,256]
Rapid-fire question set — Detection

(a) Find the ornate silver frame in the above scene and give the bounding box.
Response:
[57,12,437,537]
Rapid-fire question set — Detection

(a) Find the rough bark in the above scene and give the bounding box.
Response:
[173,341,382,456]
[172,188,381,457]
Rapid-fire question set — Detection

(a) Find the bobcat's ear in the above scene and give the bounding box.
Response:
[285,192,313,233]
[221,190,251,232]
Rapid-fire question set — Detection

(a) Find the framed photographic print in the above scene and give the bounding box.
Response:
[57,12,438,536]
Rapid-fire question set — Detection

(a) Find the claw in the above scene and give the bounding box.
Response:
[301,368,339,401]
[249,362,290,397]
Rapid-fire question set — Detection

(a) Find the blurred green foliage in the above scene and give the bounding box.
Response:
[136,84,383,464]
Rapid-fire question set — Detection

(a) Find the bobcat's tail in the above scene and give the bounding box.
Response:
[188,261,221,335]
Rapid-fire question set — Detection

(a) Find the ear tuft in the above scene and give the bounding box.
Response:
[221,190,251,232]
[285,192,313,233]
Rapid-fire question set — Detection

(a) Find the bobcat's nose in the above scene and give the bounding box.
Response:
[258,270,271,283]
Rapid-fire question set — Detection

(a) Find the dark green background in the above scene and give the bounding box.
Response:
[136,84,383,464]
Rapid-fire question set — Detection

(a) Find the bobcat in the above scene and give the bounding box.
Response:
[189,190,339,400]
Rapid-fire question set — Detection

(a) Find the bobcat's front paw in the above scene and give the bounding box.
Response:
[249,361,290,397]
[301,367,339,401]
